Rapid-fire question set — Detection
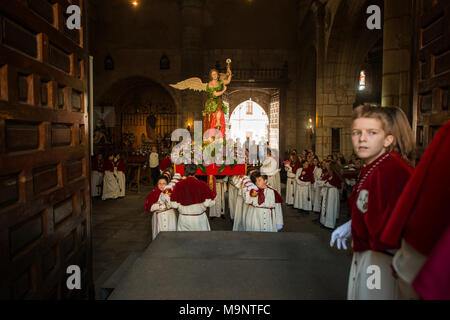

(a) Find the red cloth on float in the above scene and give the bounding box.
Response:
[159,156,172,171]
[381,121,450,256]
[412,225,450,300]
[298,168,315,183]
[257,187,283,205]
[92,158,104,172]
[104,159,114,172]
[144,188,162,212]
[209,109,226,138]
[349,151,413,253]
[170,176,216,206]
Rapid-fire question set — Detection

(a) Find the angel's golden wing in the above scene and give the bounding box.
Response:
[169,77,207,92]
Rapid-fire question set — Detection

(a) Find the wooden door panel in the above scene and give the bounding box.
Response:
[0,0,91,299]
[415,0,450,159]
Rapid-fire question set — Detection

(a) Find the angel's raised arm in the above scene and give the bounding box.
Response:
[169,77,207,92]
[219,72,232,86]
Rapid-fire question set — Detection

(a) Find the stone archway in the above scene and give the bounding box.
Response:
[229,99,269,143]
[95,77,179,153]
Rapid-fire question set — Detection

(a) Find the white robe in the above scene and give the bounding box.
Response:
[319,183,340,229]
[312,167,323,212]
[209,176,228,218]
[170,198,214,231]
[347,250,398,300]
[228,176,239,220]
[102,171,120,200]
[91,170,103,197]
[116,170,126,197]
[261,157,281,195]
[150,192,177,240]
[293,168,312,211]
[233,177,250,231]
[284,164,296,205]
[244,188,279,232]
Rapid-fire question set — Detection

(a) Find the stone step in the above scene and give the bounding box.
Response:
[95,251,142,300]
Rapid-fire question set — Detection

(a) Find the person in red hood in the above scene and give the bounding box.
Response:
[169,164,216,231]
[330,105,415,300]
[380,121,450,299]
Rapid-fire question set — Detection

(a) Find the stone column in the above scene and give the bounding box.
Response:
[181,0,204,132]
[313,0,327,159]
[381,0,414,119]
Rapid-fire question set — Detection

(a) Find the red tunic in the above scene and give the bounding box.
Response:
[116,159,127,173]
[349,151,413,253]
[381,121,450,256]
[104,159,114,172]
[298,168,315,183]
[257,187,283,205]
[144,188,162,212]
[159,156,172,171]
[92,158,104,173]
[170,176,216,206]
[326,174,342,189]
[290,161,301,174]
[412,225,450,300]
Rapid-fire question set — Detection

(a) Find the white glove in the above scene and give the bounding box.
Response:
[277,224,283,231]
[330,220,352,250]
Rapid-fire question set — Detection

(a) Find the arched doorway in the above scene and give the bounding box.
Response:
[95,77,178,155]
[230,99,269,144]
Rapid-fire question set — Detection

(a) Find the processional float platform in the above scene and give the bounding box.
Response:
[108,231,351,300]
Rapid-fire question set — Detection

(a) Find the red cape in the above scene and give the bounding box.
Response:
[170,176,216,206]
[412,225,450,299]
[104,159,114,172]
[144,188,162,212]
[298,167,315,183]
[257,187,283,205]
[92,158,104,172]
[115,159,126,173]
[381,121,450,255]
[159,156,172,171]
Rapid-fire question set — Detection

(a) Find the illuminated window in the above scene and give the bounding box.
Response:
[359,70,366,91]
[246,101,253,115]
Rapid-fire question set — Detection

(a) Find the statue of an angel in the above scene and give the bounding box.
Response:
[170,59,232,139]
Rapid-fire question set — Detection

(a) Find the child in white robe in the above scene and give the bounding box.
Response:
[319,162,342,229]
[169,164,215,231]
[209,175,228,219]
[312,158,323,213]
[293,161,314,212]
[284,153,300,205]
[228,176,239,220]
[144,176,177,240]
[260,148,281,195]
[232,175,246,231]
[244,173,283,232]
[102,154,120,200]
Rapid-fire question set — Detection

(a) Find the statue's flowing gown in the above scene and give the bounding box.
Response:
[203,80,226,138]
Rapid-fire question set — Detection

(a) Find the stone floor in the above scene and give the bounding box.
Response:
[92,183,353,297]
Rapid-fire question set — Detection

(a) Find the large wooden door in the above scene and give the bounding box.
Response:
[0,0,92,299]
[414,0,450,160]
